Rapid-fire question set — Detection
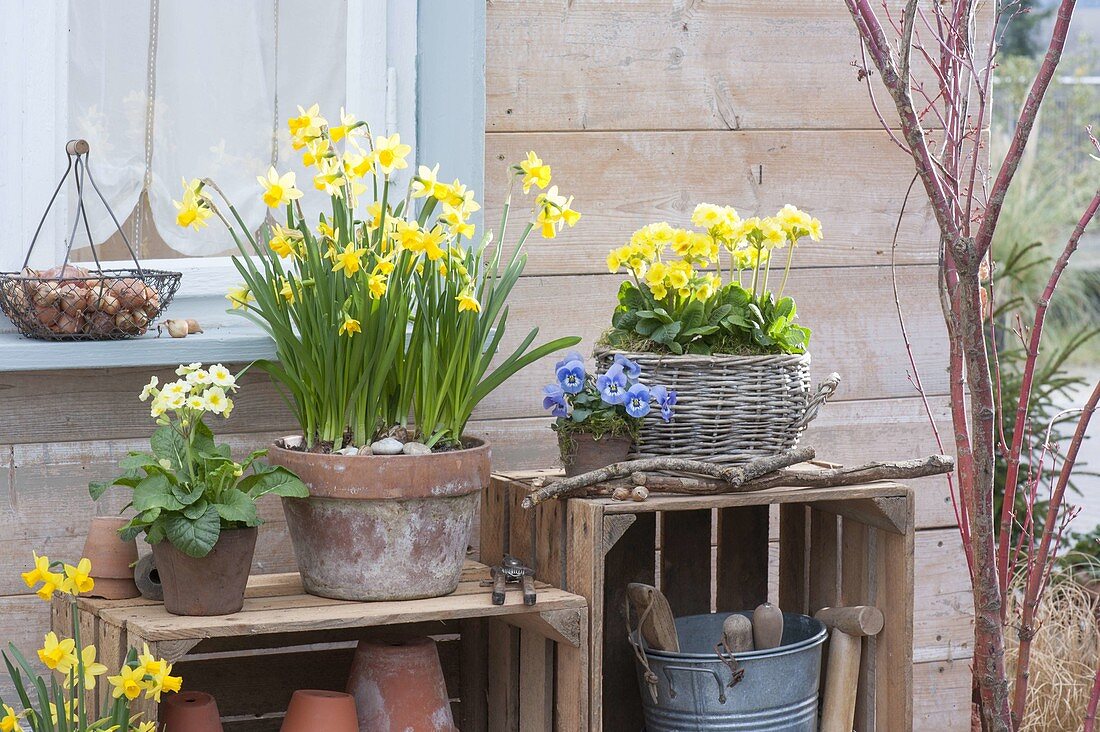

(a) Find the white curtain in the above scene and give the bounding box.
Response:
[67,0,349,256]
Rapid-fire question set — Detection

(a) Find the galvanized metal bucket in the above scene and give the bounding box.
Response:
[631,612,827,731]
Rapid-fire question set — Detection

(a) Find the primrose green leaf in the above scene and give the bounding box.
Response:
[164,506,221,558]
[133,473,184,513]
[215,489,260,526]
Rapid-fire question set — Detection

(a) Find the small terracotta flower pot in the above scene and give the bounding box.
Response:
[281,690,358,732]
[82,517,141,599]
[559,432,632,477]
[346,637,455,731]
[161,690,223,732]
[151,527,257,616]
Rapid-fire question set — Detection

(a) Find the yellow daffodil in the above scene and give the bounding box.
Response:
[313,158,347,196]
[302,138,331,168]
[419,226,447,261]
[0,703,22,732]
[373,133,411,175]
[457,290,481,313]
[329,108,359,142]
[339,313,361,336]
[226,284,255,310]
[368,273,388,299]
[518,151,552,193]
[108,664,145,701]
[257,167,304,209]
[38,632,77,673]
[145,663,183,703]
[411,164,442,199]
[132,723,157,732]
[332,243,368,277]
[22,553,54,589]
[535,186,581,239]
[61,558,94,596]
[393,220,422,251]
[341,149,374,179]
[374,257,395,276]
[441,204,476,239]
[268,226,301,258]
[65,644,108,689]
[173,189,212,231]
[47,701,77,726]
[279,279,295,303]
[288,103,327,148]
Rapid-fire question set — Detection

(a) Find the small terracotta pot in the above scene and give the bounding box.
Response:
[151,527,257,616]
[82,517,141,599]
[559,432,632,477]
[281,689,358,732]
[346,637,455,732]
[161,690,223,732]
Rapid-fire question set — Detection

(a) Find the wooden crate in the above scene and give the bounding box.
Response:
[51,560,587,731]
[483,469,916,732]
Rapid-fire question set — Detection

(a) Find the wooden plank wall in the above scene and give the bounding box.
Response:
[483,1,972,728]
[0,2,971,727]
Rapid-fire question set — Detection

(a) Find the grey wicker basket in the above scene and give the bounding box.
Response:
[595,348,840,464]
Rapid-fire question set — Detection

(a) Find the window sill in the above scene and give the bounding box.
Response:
[0,323,276,373]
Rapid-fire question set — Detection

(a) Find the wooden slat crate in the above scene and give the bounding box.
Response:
[483,468,916,732]
[51,560,588,731]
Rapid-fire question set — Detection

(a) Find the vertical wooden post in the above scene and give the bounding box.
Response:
[876,491,915,731]
[808,509,840,613]
[480,477,507,567]
[487,620,520,731]
[554,607,589,732]
[459,618,489,732]
[716,505,770,611]
[566,499,604,731]
[519,630,554,730]
[779,504,809,614]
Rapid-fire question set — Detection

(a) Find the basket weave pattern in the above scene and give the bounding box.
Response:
[596,348,828,464]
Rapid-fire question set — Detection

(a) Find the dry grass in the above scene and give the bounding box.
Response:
[1005,571,1100,730]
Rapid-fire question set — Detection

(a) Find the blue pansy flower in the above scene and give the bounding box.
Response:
[542,384,569,418]
[650,385,677,422]
[613,353,642,381]
[555,350,585,372]
[625,383,652,418]
[597,363,629,405]
[556,359,586,395]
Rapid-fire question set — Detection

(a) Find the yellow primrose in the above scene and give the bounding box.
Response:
[373,133,411,176]
[650,282,668,300]
[173,189,212,231]
[332,243,368,277]
[457,290,481,313]
[257,168,304,209]
[607,250,622,273]
[139,376,159,402]
[339,313,361,336]
[518,151,552,194]
[691,203,725,230]
[644,262,669,287]
[209,363,235,388]
[186,395,205,410]
[38,632,77,673]
[107,664,145,701]
[61,558,94,596]
[203,387,231,415]
[288,103,327,148]
[0,703,22,732]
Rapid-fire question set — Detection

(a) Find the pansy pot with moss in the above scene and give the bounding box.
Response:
[90,363,309,616]
[545,352,675,477]
[598,205,839,464]
[185,107,581,601]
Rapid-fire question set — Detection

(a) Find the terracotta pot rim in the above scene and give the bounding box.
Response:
[270,437,491,500]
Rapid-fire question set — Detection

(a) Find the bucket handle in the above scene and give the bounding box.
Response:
[662,665,728,705]
[625,596,660,703]
[793,372,841,429]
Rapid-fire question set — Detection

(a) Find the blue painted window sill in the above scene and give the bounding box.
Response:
[0,323,276,373]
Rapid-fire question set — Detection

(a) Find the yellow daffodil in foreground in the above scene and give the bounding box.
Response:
[107,664,145,701]
[258,167,304,208]
[1,703,22,732]
[226,284,255,310]
[173,188,212,231]
[373,133,411,176]
[62,557,94,595]
[339,313,361,336]
[288,103,327,148]
[332,243,368,277]
[457,290,481,313]
[38,632,77,673]
[66,644,108,689]
[518,150,552,193]
[145,664,183,702]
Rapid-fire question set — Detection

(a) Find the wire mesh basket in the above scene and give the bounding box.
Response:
[0,139,181,341]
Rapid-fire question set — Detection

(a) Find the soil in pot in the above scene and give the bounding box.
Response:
[346,637,455,732]
[81,516,141,599]
[151,527,257,616]
[270,437,490,602]
[559,432,632,477]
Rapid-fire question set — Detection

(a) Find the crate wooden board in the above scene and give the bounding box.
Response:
[484,470,916,732]
[54,561,588,732]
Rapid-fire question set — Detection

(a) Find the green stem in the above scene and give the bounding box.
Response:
[777,241,796,299]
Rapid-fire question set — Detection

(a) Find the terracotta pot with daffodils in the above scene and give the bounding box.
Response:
[2,552,183,732]
[176,106,580,601]
[90,363,309,615]
[599,204,840,464]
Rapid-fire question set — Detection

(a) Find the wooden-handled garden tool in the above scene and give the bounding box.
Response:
[814,606,884,732]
